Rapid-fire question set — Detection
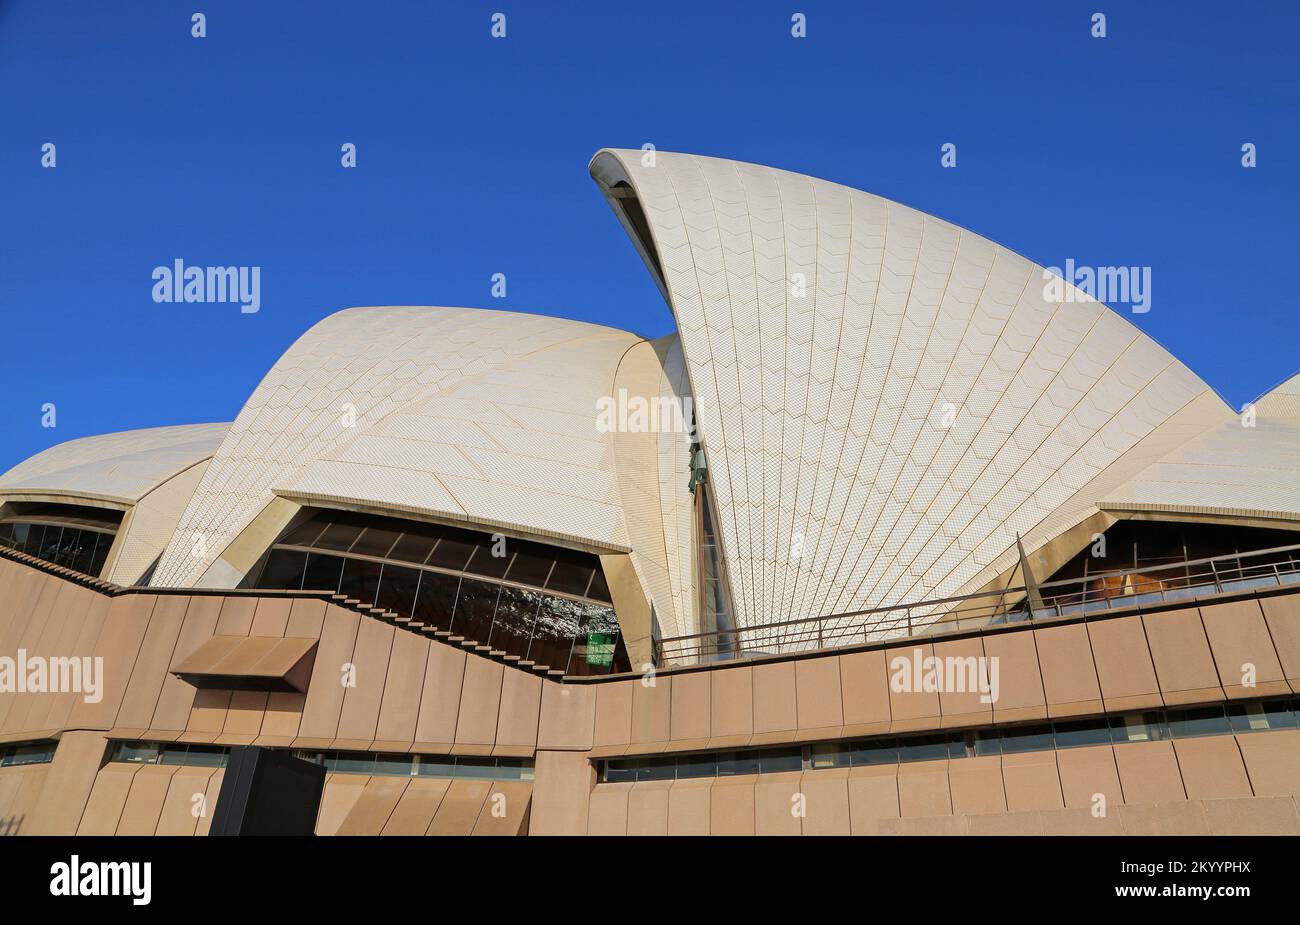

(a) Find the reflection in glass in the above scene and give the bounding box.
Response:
[254,508,629,674]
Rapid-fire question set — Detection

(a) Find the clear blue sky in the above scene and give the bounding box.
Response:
[2,0,1296,472]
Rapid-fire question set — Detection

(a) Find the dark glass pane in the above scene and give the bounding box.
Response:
[1166,705,1231,738]
[545,549,596,597]
[494,758,528,780]
[6,743,55,766]
[69,530,99,574]
[450,577,499,641]
[372,753,415,776]
[332,752,375,774]
[51,527,80,566]
[717,751,761,776]
[301,553,345,593]
[415,756,456,778]
[281,516,327,546]
[375,565,421,618]
[0,523,14,547]
[1052,718,1113,749]
[338,557,382,606]
[464,544,511,580]
[16,523,42,555]
[425,531,477,571]
[88,532,113,576]
[999,724,1055,754]
[947,734,969,759]
[160,745,190,766]
[412,571,459,629]
[676,752,718,778]
[1109,711,1169,743]
[313,518,365,552]
[349,523,403,558]
[181,745,227,768]
[454,757,499,780]
[115,742,160,764]
[490,585,543,657]
[638,756,677,781]
[58,528,83,569]
[757,746,803,773]
[37,525,64,561]
[1228,699,1299,733]
[851,738,900,766]
[974,730,1002,756]
[586,568,612,603]
[504,543,553,587]
[897,734,950,762]
[259,549,308,590]
[810,742,851,769]
[388,524,442,565]
[526,595,585,672]
[604,760,637,783]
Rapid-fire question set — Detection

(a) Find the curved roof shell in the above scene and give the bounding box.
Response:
[144,306,697,635]
[0,423,227,507]
[591,148,1246,630]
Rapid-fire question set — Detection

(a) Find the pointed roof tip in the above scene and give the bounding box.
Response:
[1247,369,1300,409]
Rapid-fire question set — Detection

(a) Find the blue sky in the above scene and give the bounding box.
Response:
[1,0,1296,472]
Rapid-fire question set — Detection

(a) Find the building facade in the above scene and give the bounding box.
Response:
[1,150,1298,835]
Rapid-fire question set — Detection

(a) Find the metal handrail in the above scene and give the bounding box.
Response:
[653,542,1300,666]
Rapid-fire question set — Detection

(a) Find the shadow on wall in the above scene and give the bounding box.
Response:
[0,813,24,835]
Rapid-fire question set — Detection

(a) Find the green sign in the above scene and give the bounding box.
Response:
[586,632,615,667]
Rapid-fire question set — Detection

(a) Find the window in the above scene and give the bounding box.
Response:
[337,556,382,605]
[114,742,161,764]
[254,508,628,675]
[1165,705,1232,738]
[852,739,901,766]
[596,698,1300,782]
[372,753,415,776]
[1043,519,1300,605]
[897,734,951,762]
[756,746,803,773]
[415,756,456,778]
[0,741,57,767]
[259,549,307,590]
[676,752,719,779]
[108,741,534,780]
[111,741,226,768]
[999,724,1055,754]
[1110,711,1169,743]
[0,503,121,576]
[1228,699,1298,733]
[375,565,421,617]
[450,577,500,639]
[302,552,344,593]
[716,751,761,776]
[1052,718,1113,749]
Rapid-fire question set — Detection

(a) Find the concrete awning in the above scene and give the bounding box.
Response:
[171,635,318,692]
